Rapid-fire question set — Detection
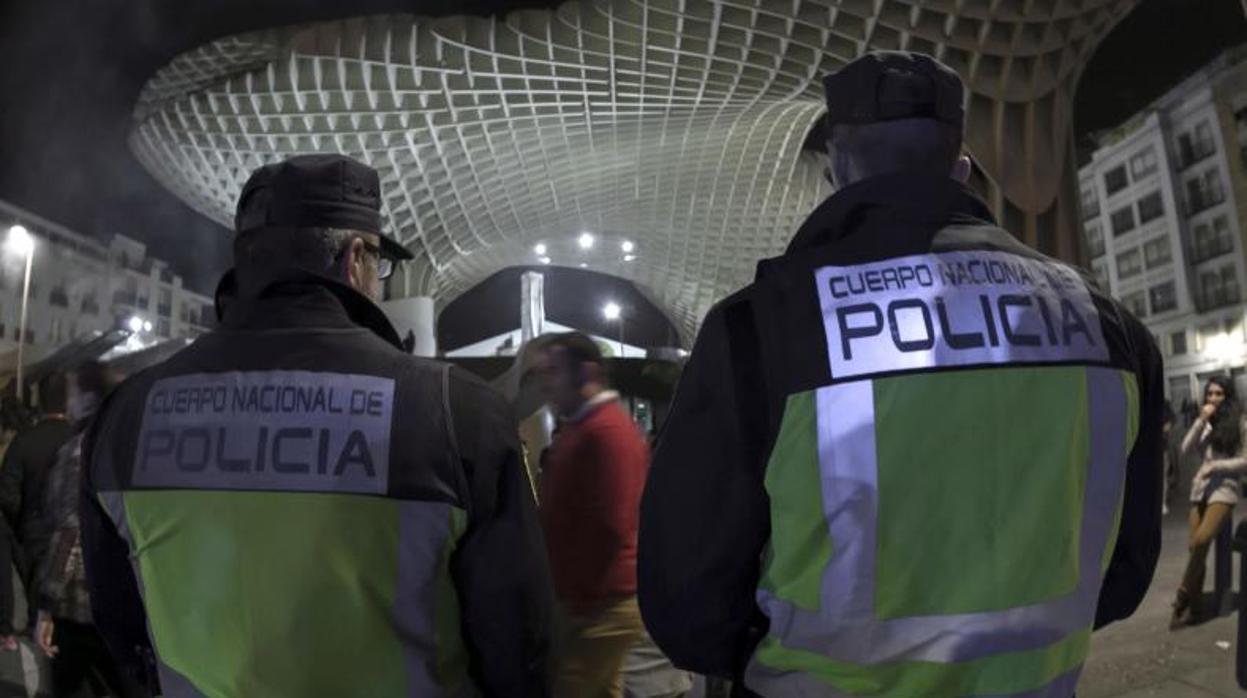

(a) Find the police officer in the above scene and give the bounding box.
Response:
[639,52,1164,696]
[80,154,554,697]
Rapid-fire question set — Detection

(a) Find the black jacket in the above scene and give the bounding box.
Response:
[80,269,554,696]
[638,173,1165,681]
[0,417,73,624]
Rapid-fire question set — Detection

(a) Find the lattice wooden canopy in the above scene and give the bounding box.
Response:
[132,0,1136,341]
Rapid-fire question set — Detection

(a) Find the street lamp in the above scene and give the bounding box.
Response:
[6,226,34,401]
[603,302,624,357]
[128,316,153,334]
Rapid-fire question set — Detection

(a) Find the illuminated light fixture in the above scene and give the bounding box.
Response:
[603,302,622,321]
[621,240,634,253]
[128,316,145,333]
[579,262,588,268]
[534,243,547,256]
[577,233,594,250]
[5,225,33,257]
[539,256,551,265]
[624,254,636,262]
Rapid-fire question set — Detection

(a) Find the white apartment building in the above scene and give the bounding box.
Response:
[1080,44,1247,406]
[0,199,214,360]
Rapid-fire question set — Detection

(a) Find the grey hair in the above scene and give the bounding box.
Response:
[826,117,962,184]
[233,227,361,288]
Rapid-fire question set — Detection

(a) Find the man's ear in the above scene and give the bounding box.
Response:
[951,155,972,184]
[345,237,368,289]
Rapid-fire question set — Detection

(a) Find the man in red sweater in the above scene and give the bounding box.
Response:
[537,333,649,698]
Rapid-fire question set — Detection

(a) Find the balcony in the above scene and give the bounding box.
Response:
[1196,286,1242,312]
[1186,192,1227,217]
[1178,144,1217,172]
[1190,238,1235,265]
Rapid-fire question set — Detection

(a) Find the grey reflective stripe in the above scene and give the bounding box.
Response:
[96,493,208,698]
[744,666,1083,698]
[395,500,455,697]
[746,366,1129,690]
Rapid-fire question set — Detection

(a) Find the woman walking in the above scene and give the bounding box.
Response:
[1171,376,1247,629]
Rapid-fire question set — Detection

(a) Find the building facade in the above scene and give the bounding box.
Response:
[0,199,214,359]
[1080,44,1247,406]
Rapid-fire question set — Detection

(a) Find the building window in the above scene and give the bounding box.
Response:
[1091,259,1110,291]
[1197,263,1242,311]
[1130,147,1158,180]
[1172,331,1188,356]
[1111,206,1136,236]
[48,285,69,308]
[1137,191,1164,224]
[1143,236,1171,269]
[158,288,172,318]
[1192,216,1235,262]
[157,318,170,338]
[1179,121,1217,169]
[81,293,99,315]
[1149,281,1177,314]
[1116,248,1143,280]
[1085,223,1105,258]
[1122,291,1148,318]
[1186,169,1226,214]
[1104,165,1129,196]
[1080,184,1100,219]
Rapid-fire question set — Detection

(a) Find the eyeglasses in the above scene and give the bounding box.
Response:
[359,239,396,280]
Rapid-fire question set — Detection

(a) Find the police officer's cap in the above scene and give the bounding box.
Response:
[234,154,414,261]
[823,51,965,129]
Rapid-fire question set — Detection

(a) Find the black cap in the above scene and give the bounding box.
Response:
[823,51,965,129]
[234,154,413,261]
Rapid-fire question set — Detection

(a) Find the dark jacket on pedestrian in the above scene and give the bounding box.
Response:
[639,173,1165,690]
[0,416,73,623]
[80,269,555,697]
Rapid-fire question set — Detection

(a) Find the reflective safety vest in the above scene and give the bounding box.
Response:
[744,250,1141,697]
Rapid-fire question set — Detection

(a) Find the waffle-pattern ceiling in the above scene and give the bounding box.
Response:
[131,0,1136,342]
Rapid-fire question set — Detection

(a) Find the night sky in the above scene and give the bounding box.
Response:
[0,0,1243,347]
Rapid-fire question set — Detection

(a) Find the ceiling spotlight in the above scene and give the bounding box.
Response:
[539,256,551,265]
[624,254,636,262]
[534,243,547,256]
[621,240,634,253]
[578,233,595,250]
[603,302,622,321]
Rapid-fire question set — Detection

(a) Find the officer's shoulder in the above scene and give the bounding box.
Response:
[389,352,501,403]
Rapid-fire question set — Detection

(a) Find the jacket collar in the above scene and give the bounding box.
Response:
[213,267,404,351]
[785,172,997,254]
[561,390,621,424]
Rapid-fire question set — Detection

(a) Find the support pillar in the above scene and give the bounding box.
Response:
[380,296,437,357]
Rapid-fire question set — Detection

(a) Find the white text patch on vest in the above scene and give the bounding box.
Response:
[133,371,395,495]
[815,251,1108,378]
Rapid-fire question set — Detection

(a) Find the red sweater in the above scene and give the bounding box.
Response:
[540,397,649,614]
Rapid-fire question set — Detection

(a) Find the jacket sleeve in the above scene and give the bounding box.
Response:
[36,439,81,612]
[447,368,554,697]
[0,435,23,532]
[638,303,771,678]
[79,407,154,685]
[1095,314,1164,629]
